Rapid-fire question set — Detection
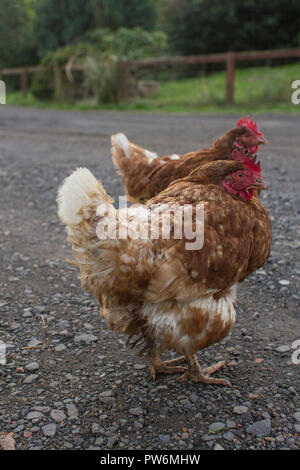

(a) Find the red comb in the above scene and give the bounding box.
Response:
[237,116,263,137]
[232,149,262,177]
[244,156,261,177]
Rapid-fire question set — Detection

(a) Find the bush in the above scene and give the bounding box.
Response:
[31,27,168,103]
[85,27,167,59]
[31,42,94,101]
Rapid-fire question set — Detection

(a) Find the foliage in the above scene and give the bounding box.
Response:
[84,27,167,60]
[163,0,300,55]
[31,27,168,103]
[92,0,157,31]
[0,0,28,68]
[33,0,94,58]
[30,0,158,59]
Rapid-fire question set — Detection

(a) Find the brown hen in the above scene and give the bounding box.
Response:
[111,118,266,203]
[57,160,271,386]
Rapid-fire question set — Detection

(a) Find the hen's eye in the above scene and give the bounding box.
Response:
[237,173,244,178]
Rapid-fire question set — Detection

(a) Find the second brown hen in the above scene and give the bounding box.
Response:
[111,117,266,203]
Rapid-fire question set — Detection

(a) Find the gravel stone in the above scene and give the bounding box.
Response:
[278,280,290,286]
[95,437,104,446]
[100,396,116,406]
[32,406,51,414]
[27,338,42,348]
[99,390,114,397]
[42,423,57,437]
[23,374,39,384]
[209,422,226,433]
[213,443,224,450]
[91,423,105,436]
[25,362,40,371]
[233,406,249,415]
[202,433,218,442]
[223,431,235,441]
[66,403,79,420]
[107,436,118,448]
[133,363,147,370]
[23,309,32,318]
[159,434,171,444]
[275,345,291,353]
[50,409,66,422]
[134,421,143,429]
[293,412,300,422]
[55,344,66,352]
[226,420,236,428]
[74,334,98,344]
[26,411,44,421]
[246,419,271,436]
[129,407,144,416]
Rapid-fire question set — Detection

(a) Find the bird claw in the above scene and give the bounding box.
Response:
[177,360,231,386]
[149,356,187,381]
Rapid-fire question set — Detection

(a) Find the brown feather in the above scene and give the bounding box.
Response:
[112,127,250,203]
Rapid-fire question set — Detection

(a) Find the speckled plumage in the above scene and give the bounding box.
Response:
[57,161,272,381]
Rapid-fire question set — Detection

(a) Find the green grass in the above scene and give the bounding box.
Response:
[6,62,300,113]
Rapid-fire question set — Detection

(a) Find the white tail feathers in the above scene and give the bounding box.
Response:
[111,133,130,158]
[111,132,159,179]
[57,167,113,226]
[111,133,131,176]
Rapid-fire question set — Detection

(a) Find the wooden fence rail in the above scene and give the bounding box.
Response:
[0,64,85,98]
[1,47,300,106]
[118,47,300,105]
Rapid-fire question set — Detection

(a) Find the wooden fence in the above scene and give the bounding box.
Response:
[118,48,300,105]
[1,47,300,106]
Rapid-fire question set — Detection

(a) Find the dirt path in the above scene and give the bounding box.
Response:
[0,106,299,450]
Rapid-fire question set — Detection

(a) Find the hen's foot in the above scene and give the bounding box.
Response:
[149,355,186,381]
[163,356,186,366]
[177,357,231,386]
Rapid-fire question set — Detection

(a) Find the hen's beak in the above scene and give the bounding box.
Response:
[258,135,268,145]
[251,178,268,191]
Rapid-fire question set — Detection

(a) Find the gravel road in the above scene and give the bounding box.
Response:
[0,106,299,450]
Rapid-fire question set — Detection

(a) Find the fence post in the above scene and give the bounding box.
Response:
[21,68,28,97]
[226,52,235,106]
[118,62,128,101]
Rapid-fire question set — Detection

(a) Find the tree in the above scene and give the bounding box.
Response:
[163,0,300,55]
[92,0,157,31]
[33,0,94,58]
[0,0,28,68]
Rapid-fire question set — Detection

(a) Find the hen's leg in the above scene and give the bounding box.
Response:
[177,354,231,386]
[149,350,186,381]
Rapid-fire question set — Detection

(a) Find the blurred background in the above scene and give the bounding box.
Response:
[1,0,300,112]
